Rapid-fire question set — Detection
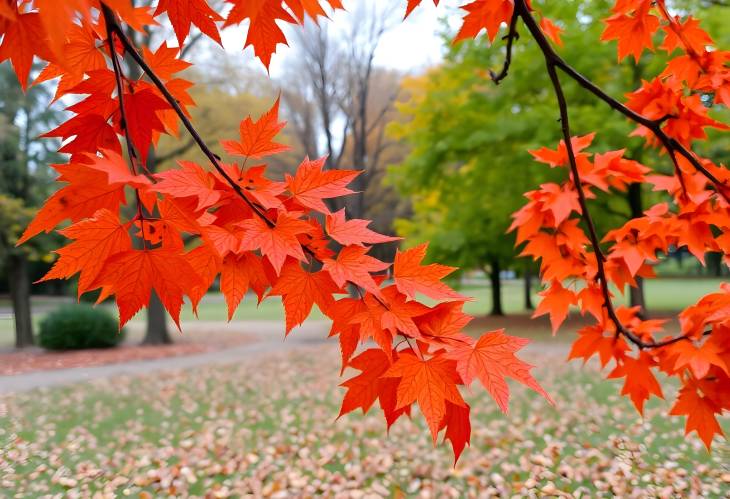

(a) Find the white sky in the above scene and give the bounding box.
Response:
[217,0,462,79]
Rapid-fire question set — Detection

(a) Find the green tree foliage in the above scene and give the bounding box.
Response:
[0,62,63,346]
[389,0,729,314]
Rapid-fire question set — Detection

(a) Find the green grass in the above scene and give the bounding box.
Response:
[2,277,726,348]
[1,347,727,496]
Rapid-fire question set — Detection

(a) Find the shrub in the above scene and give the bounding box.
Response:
[37,304,124,350]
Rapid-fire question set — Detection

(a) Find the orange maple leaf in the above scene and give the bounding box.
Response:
[326,209,401,246]
[669,383,724,449]
[286,157,360,214]
[38,209,131,296]
[454,0,514,44]
[601,3,661,62]
[269,260,339,334]
[446,330,552,413]
[92,249,203,329]
[383,352,466,442]
[155,161,221,210]
[239,213,312,275]
[322,245,389,299]
[220,98,290,159]
[393,243,468,302]
[532,280,578,334]
[220,252,268,320]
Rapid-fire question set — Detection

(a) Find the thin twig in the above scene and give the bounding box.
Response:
[103,7,148,248]
[102,4,275,229]
[490,12,519,84]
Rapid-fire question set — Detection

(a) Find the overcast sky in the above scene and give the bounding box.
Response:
[217,0,462,79]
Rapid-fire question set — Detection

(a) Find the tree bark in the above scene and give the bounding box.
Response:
[707,252,723,277]
[143,291,172,345]
[140,145,172,345]
[8,254,34,348]
[523,269,534,310]
[627,183,647,315]
[488,260,504,316]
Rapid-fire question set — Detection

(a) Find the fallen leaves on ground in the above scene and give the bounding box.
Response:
[1,344,728,497]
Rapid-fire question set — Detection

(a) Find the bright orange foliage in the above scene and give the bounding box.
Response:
[2,0,728,459]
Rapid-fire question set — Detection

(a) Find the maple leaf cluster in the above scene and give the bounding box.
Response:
[401,0,730,450]
[501,1,730,448]
[1,0,556,462]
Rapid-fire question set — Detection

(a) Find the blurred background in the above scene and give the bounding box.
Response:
[1,0,729,495]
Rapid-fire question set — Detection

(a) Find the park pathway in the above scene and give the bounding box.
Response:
[0,318,570,396]
[0,320,332,395]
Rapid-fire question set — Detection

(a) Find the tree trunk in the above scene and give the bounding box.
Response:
[8,254,34,348]
[140,145,172,345]
[143,291,172,345]
[707,252,723,277]
[523,269,534,310]
[488,260,504,316]
[627,182,647,316]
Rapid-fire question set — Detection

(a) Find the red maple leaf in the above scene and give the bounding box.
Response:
[154,0,222,47]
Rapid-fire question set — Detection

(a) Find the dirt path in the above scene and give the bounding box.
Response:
[0,321,332,395]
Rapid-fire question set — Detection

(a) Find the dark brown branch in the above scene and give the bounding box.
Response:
[102,4,275,229]
[103,7,148,247]
[101,3,399,320]
[490,12,519,84]
[515,0,729,203]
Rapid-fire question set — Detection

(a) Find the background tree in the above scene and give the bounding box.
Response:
[390,0,730,316]
[280,3,407,260]
[0,62,61,347]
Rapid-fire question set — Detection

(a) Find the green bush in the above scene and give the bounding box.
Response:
[37,304,124,350]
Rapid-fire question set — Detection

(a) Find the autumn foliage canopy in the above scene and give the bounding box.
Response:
[2,0,729,460]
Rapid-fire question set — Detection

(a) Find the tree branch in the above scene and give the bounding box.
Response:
[102,4,275,229]
[100,3,395,315]
[103,7,148,247]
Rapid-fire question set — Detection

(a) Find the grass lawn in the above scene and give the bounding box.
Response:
[1,277,726,345]
[1,345,728,496]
